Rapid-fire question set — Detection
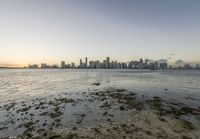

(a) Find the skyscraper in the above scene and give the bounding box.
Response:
[61,61,66,68]
[106,57,110,68]
[41,63,47,68]
[85,57,88,68]
[80,59,82,68]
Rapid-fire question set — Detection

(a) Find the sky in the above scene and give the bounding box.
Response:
[0,0,200,67]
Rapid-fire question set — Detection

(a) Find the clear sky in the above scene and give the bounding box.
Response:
[0,0,200,67]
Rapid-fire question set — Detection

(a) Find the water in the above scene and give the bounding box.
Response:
[0,69,200,105]
[0,69,200,137]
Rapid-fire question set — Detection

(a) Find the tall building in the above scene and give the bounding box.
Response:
[41,63,47,68]
[196,64,199,69]
[160,63,168,69]
[71,63,75,68]
[61,61,66,68]
[106,57,110,68]
[145,59,148,64]
[80,59,82,68]
[140,58,143,64]
[103,60,106,68]
[95,61,100,69]
[85,57,88,68]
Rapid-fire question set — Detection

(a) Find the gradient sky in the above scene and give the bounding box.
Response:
[0,0,200,66]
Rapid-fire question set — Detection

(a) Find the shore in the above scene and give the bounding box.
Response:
[0,87,200,139]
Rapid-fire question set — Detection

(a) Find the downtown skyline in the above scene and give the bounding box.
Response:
[0,0,200,67]
[26,57,200,69]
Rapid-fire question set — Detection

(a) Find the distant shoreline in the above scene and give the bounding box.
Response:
[0,67,199,70]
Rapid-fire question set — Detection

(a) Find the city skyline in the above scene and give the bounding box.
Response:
[0,0,200,67]
[0,56,200,68]
[25,57,199,69]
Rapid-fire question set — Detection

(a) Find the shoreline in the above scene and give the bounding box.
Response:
[0,88,200,139]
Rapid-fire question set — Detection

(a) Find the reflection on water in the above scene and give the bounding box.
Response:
[0,69,200,137]
[0,69,200,105]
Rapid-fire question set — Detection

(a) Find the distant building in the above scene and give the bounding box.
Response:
[61,61,66,68]
[149,62,158,70]
[28,64,38,68]
[71,63,75,68]
[160,63,168,69]
[89,61,95,68]
[50,65,59,68]
[27,57,170,70]
[145,59,148,65]
[66,64,70,68]
[103,60,106,68]
[80,59,83,68]
[41,63,48,68]
[196,64,199,69]
[128,61,137,69]
[140,58,143,64]
[85,57,88,68]
[184,64,191,69]
[121,62,128,68]
[95,61,100,68]
[106,57,110,68]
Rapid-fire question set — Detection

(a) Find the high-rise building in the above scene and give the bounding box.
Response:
[41,63,47,68]
[71,63,75,68]
[145,59,148,64]
[103,60,107,68]
[140,58,143,64]
[95,61,100,69]
[160,63,168,69]
[106,57,110,68]
[80,59,82,68]
[61,61,66,68]
[85,57,88,68]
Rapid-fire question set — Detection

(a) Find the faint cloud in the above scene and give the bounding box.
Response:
[170,53,176,56]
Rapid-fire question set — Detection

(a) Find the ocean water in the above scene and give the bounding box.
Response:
[0,69,200,137]
[0,69,200,106]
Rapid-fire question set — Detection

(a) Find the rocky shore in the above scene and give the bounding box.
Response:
[0,87,200,139]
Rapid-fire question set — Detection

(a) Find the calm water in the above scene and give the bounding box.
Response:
[0,69,200,106]
[0,69,200,137]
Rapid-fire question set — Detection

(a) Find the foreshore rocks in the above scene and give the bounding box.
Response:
[0,88,199,139]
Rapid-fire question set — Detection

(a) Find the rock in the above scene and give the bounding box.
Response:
[49,135,62,139]
[119,105,125,111]
[103,111,108,116]
[92,83,100,86]
[181,120,194,130]
[80,114,86,117]
[182,135,193,139]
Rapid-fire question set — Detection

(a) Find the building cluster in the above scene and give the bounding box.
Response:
[79,57,128,69]
[180,64,200,69]
[28,57,171,70]
[174,64,200,69]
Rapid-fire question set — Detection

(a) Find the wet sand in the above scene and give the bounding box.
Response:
[0,87,200,139]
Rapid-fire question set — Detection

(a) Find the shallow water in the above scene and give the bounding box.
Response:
[0,69,200,137]
[0,69,200,105]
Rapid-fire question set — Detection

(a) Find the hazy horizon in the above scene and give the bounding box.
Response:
[0,0,200,67]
